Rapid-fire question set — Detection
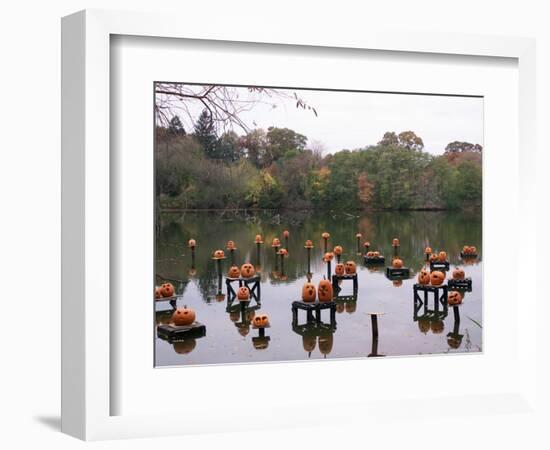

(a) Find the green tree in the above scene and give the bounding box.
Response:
[168,115,186,136]
[193,109,219,158]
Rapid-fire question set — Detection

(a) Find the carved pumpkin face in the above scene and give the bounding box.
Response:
[271,238,281,247]
[392,258,403,269]
[323,252,334,262]
[425,246,432,254]
[322,232,330,239]
[213,249,225,259]
[155,287,161,299]
[448,290,463,306]
[237,286,250,301]
[366,251,374,258]
[237,324,250,336]
[393,280,403,287]
[227,265,241,278]
[470,246,477,254]
[255,234,263,243]
[278,248,288,257]
[229,311,240,322]
[392,238,400,246]
[418,269,430,285]
[318,332,334,355]
[333,245,343,256]
[283,230,290,238]
[172,307,196,326]
[334,263,345,276]
[429,253,438,263]
[301,282,316,302]
[430,320,444,334]
[188,239,196,248]
[160,282,175,297]
[363,241,371,248]
[303,335,316,353]
[318,279,334,302]
[430,270,446,286]
[344,260,357,274]
[373,251,380,257]
[173,339,197,355]
[240,263,255,278]
[336,303,345,313]
[438,251,447,262]
[452,267,465,280]
[226,240,236,250]
[252,316,264,328]
[258,314,269,327]
[304,239,314,249]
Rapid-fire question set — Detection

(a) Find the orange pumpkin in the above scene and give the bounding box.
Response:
[237,286,250,301]
[254,234,263,243]
[271,238,281,247]
[318,279,334,302]
[418,319,430,334]
[188,239,196,248]
[240,263,255,278]
[345,301,357,313]
[227,265,241,278]
[448,290,463,306]
[258,314,270,327]
[356,233,362,238]
[344,260,357,274]
[363,241,371,248]
[392,238,400,246]
[160,282,175,297]
[304,239,314,249]
[452,267,465,280]
[438,251,447,262]
[366,251,375,258]
[155,287,161,299]
[283,230,290,238]
[226,240,236,250]
[425,246,432,254]
[172,306,196,326]
[323,252,334,262]
[318,333,334,355]
[333,245,343,256]
[417,269,430,285]
[278,248,288,257]
[334,263,345,276]
[430,270,446,286]
[392,279,403,287]
[373,251,380,257]
[213,249,225,259]
[252,316,264,328]
[322,232,330,239]
[301,282,316,302]
[470,246,477,254]
[429,253,438,263]
[392,258,404,269]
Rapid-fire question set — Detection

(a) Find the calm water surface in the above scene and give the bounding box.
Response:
[155,210,482,366]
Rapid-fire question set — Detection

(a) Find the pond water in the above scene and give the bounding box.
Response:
[155,210,482,366]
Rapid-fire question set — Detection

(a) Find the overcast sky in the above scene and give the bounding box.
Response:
[164,86,484,156]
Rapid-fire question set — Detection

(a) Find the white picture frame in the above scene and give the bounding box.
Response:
[61,9,538,441]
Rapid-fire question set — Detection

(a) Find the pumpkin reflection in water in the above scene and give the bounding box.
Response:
[173,339,197,355]
[392,280,403,287]
[318,332,334,357]
[430,320,445,334]
[345,302,357,313]
[429,253,438,263]
[253,337,270,350]
[229,311,240,322]
[447,335,463,349]
[418,319,431,334]
[155,287,161,299]
[303,335,317,354]
[336,303,345,313]
[237,323,250,337]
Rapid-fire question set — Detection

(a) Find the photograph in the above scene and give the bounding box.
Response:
[153,83,483,366]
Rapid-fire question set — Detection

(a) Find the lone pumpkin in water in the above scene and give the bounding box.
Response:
[452,267,465,280]
[392,238,400,246]
[323,252,334,262]
[301,282,316,302]
[438,251,447,262]
[227,265,241,279]
[318,278,334,302]
[392,258,404,269]
[172,306,196,326]
[424,246,432,254]
[417,269,431,285]
[188,239,196,248]
[304,239,314,249]
[430,270,446,286]
[159,282,175,298]
[212,249,225,259]
[334,263,345,276]
[333,245,343,256]
[240,263,255,278]
[448,290,463,306]
[237,286,250,301]
[344,260,357,274]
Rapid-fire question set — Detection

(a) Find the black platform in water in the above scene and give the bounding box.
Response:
[226,275,261,300]
[292,300,336,324]
[386,267,410,279]
[331,273,358,293]
[429,261,450,271]
[413,284,448,307]
[157,322,206,341]
[413,284,449,321]
[364,256,385,264]
[448,278,472,291]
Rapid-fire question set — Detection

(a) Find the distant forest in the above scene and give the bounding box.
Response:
[155,111,482,211]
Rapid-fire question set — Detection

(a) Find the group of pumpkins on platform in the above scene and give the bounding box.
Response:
[155,282,175,299]
[227,263,256,279]
[462,245,477,255]
[301,278,335,303]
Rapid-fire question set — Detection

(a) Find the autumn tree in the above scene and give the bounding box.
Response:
[378,130,424,151]
[445,141,483,153]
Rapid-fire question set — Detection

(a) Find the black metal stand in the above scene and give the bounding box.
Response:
[413,283,449,321]
[364,255,385,265]
[292,300,337,326]
[429,261,450,271]
[386,267,410,279]
[448,278,472,291]
[226,275,261,301]
[157,322,207,342]
[331,273,358,294]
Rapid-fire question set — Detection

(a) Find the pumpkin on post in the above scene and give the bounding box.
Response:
[172,306,196,326]
[430,270,446,286]
[452,267,465,280]
[344,260,357,275]
[227,265,241,279]
[417,269,430,285]
[392,258,403,269]
[237,286,250,301]
[448,290,463,306]
[240,263,256,278]
[321,232,330,252]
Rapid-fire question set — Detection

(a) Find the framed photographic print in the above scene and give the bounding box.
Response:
[62,9,538,441]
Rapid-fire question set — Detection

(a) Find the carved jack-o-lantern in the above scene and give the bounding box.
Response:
[155,287,161,299]
[418,269,430,285]
[304,239,314,249]
[237,286,250,301]
[334,263,345,276]
[188,239,196,248]
[366,251,375,258]
[418,319,430,334]
[425,246,432,254]
[392,258,403,269]
[283,230,290,238]
[363,241,371,249]
[240,263,255,278]
[213,249,225,259]
[430,270,446,286]
[344,260,357,274]
[438,251,447,262]
[333,245,343,256]
[278,248,288,257]
[323,252,334,262]
[470,246,477,254]
[226,240,236,250]
[255,234,263,243]
[252,315,268,328]
[373,251,381,258]
[172,306,196,326]
[160,282,175,298]
[301,282,316,302]
[271,238,281,248]
[345,301,357,313]
[322,232,330,239]
[452,267,465,280]
[393,279,403,287]
[429,253,438,263]
[258,314,270,327]
[227,265,241,278]
[318,279,334,302]
[392,238,400,246]
[448,290,463,306]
